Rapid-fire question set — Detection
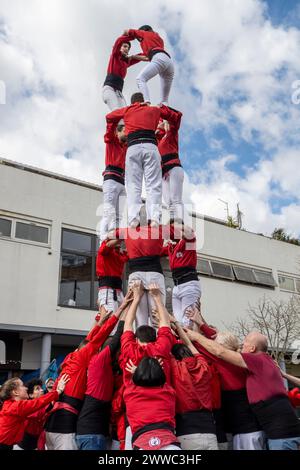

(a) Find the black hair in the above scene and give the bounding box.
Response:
[132,357,166,387]
[117,124,125,133]
[136,325,156,344]
[122,41,131,50]
[139,25,153,32]
[131,92,144,104]
[26,378,43,396]
[171,343,193,361]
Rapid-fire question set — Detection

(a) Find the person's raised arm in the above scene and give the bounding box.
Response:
[281,370,300,387]
[106,107,127,124]
[128,54,149,66]
[171,317,199,355]
[104,121,118,143]
[159,105,182,130]
[148,283,170,328]
[123,281,144,332]
[185,329,247,369]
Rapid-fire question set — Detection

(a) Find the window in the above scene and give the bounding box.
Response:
[233,266,257,284]
[15,221,49,244]
[211,261,234,280]
[198,259,212,276]
[253,270,276,287]
[59,229,98,309]
[278,275,295,292]
[0,218,12,237]
[295,279,300,294]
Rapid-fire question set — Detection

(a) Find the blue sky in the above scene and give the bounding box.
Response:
[0,0,300,237]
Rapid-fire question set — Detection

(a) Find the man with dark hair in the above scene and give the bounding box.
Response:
[106,99,179,227]
[123,26,174,105]
[103,35,148,111]
[99,120,127,242]
[185,329,300,451]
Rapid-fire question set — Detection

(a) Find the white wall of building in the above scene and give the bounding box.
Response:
[1,159,299,339]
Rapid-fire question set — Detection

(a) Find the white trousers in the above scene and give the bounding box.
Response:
[172,280,202,326]
[233,431,266,450]
[125,143,162,226]
[178,433,218,450]
[128,271,166,328]
[100,179,126,242]
[98,287,124,313]
[45,432,78,450]
[102,85,126,111]
[136,53,175,105]
[162,166,184,220]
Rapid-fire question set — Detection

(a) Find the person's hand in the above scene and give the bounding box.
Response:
[131,280,144,301]
[123,29,129,35]
[147,283,162,301]
[155,357,164,369]
[99,310,113,325]
[183,327,199,342]
[122,287,134,307]
[125,359,137,375]
[56,374,70,394]
[185,303,203,326]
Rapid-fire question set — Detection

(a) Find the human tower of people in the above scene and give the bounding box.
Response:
[0,26,300,452]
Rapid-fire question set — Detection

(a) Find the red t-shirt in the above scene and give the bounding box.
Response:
[115,225,173,260]
[170,354,213,413]
[241,352,288,404]
[127,29,165,57]
[162,238,197,271]
[85,346,114,401]
[123,383,176,436]
[157,110,182,157]
[106,103,179,136]
[106,35,139,79]
[96,240,128,279]
[104,121,127,170]
[120,327,174,383]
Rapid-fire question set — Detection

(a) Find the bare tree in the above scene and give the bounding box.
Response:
[228,295,300,362]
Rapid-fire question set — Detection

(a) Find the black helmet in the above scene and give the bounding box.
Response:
[139,25,153,32]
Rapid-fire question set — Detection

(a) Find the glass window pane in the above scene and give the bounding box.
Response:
[278,275,295,292]
[15,222,48,243]
[198,259,212,275]
[62,230,92,254]
[295,279,300,293]
[59,254,92,307]
[211,261,234,279]
[0,218,12,237]
[233,266,256,283]
[253,270,276,287]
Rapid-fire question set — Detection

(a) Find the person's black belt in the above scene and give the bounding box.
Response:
[104,165,124,177]
[132,421,174,445]
[128,255,163,274]
[148,49,171,61]
[176,409,216,436]
[0,443,13,450]
[127,129,157,147]
[103,73,124,92]
[172,267,198,286]
[98,276,123,290]
[161,153,179,164]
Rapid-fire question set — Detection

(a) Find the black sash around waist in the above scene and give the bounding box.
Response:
[0,443,13,450]
[172,267,198,285]
[222,388,261,435]
[132,421,174,445]
[98,276,122,290]
[103,73,124,92]
[77,395,111,436]
[176,409,216,436]
[251,394,300,439]
[45,393,83,434]
[18,432,38,450]
[148,49,171,61]
[127,129,157,147]
[128,255,163,274]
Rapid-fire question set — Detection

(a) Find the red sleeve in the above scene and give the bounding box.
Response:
[104,121,118,143]
[106,107,127,123]
[112,35,133,55]
[120,331,136,364]
[288,388,300,407]
[15,391,59,418]
[127,29,144,40]
[97,240,110,256]
[127,57,141,67]
[146,327,173,358]
[156,127,165,142]
[241,352,261,372]
[159,105,182,126]
[160,245,169,257]
[200,324,217,339]
[79,315,119,365]
[120,252,129,263]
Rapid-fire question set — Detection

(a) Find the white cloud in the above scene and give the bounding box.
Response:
[0,0,300,237]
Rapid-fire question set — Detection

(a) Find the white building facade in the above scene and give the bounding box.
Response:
[0,158,299,381]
